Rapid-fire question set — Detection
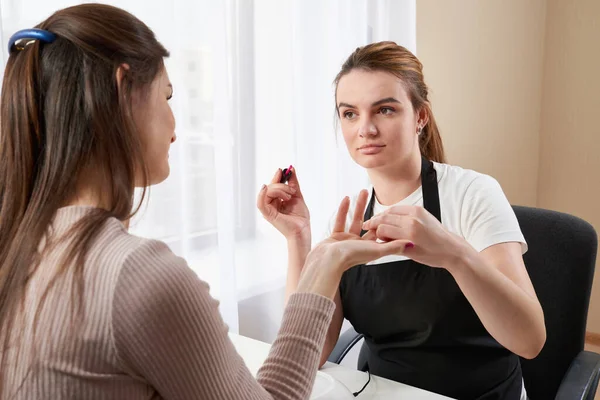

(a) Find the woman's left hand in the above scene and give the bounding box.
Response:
[362,205,469,269]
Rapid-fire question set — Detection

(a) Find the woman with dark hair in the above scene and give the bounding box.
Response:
[0,5,412,399]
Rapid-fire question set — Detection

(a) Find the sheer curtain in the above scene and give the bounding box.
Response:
[0,0,415,339]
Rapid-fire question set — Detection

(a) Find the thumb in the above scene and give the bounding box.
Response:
[362,230,377,241]
[377,240,414,257]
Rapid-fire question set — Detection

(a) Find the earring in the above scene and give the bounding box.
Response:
[417,126,423,135]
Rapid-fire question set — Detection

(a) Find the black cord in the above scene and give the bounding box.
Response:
[352,369,371,397]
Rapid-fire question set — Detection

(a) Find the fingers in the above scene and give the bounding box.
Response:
[257,182,297,217]
[286,166,304,196]
[267,183,297,199]
[362,213,414,232]
[256,185,272,218]
[373,224,404,242]
[270,168,283,184]
[376,239,414,258]
[333,196,350,233]
[267,189,292,202]
[361,230,377,241]
[360,227,406,243]
[270,166,304,199]
[349,189,369,235]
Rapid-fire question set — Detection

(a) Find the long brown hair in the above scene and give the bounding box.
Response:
[0,3,168,392]
[334,41,446,163]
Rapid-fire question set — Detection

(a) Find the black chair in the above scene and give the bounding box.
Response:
[328,205,600,399]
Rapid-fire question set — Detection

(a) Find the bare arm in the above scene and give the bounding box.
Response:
[284,236,311,304]
[447,241,546,359]
[365,208,547,359]
[363,175,546,360]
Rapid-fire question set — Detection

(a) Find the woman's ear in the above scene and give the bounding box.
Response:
[417,104,430,128]
[115,63,131,93]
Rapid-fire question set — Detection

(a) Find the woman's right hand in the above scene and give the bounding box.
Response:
[296,190,413,299]
[257,167,311,241]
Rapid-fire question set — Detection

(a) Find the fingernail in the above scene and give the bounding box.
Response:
[406,242,414,249]
[288,164,293,171]
[261,184,266,190]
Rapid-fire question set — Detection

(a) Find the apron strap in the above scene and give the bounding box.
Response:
[360,189,377,237]
[361,157,441,237]
[421,157,441,222]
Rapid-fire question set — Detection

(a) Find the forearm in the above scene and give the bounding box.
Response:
[319,290,344,367]
[447,246,546,359]
[257,293,335,400]
[284,234,312,304]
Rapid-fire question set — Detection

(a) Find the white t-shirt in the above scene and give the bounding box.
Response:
[324,162,527,265]
[324,162,530,399]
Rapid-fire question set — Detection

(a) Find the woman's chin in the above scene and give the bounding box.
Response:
[139,165,170,187]
[153,166,170,185]
[354,154,389,170]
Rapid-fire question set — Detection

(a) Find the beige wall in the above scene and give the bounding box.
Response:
[417,0,546,207]
[537,0,600,333]
[417,0,600,333]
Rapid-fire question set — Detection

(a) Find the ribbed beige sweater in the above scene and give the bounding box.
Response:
[3,206,335,399]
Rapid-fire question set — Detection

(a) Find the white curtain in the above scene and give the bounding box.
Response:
[0,0,415,339]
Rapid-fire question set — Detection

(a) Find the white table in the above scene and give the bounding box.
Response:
[229,332,454,400]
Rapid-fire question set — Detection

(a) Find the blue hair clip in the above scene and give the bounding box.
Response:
[8,28,57,54]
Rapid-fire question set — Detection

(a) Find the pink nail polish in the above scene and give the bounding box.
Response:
[406,242,414,249]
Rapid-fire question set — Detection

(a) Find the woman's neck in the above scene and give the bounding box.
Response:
[65,183,111,210]
[367,153,423,206]
[64,186,130,229]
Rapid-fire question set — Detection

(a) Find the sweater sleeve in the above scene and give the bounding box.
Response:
[111,239,335,400]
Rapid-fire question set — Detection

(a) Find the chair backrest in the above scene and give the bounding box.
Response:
[514,206,598,399]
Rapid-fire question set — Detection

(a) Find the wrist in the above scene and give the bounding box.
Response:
[298,247,343,299]
[287,229,312,250]
[287,233,312,276]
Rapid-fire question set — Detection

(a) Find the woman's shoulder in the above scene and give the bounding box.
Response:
[434,162,505,200]
[86,216,173,267]
[99,217,203,311]
[51,207,184,279]
[434,161,498,186]
[101,219,185,276]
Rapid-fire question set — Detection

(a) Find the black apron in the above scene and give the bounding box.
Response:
[339,158,522,400]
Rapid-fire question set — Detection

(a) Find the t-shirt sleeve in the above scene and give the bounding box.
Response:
[460,175,527,254]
